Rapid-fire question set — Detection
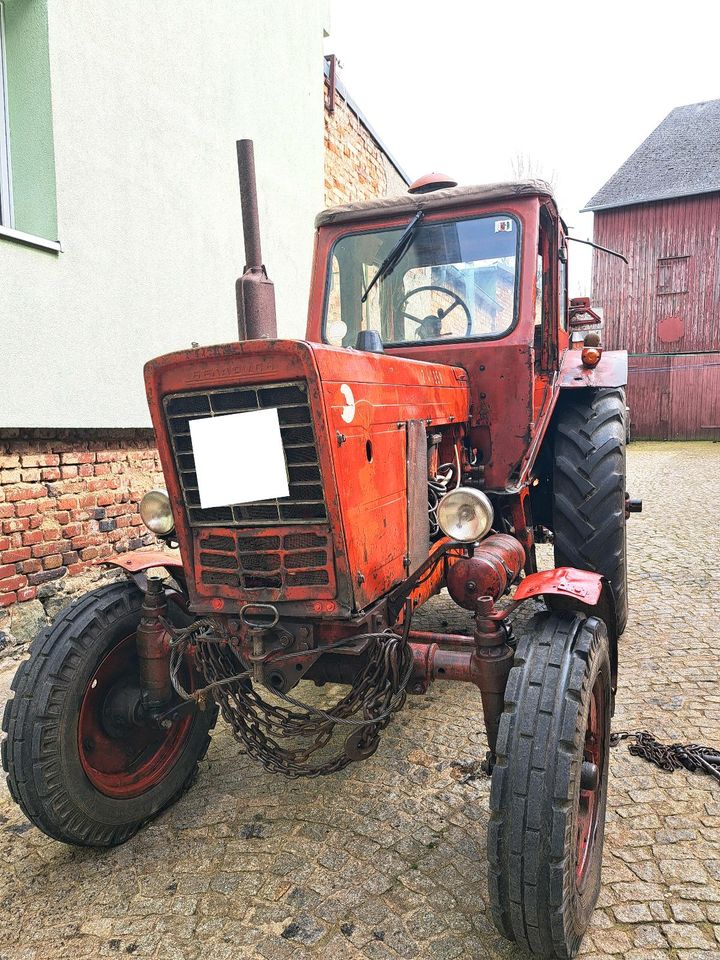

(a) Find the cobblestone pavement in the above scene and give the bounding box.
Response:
[1,441,719,960]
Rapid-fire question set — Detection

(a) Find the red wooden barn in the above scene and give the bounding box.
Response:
[584,99,720,440]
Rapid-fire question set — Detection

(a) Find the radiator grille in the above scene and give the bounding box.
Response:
[195,526,334,599]
[163,381,327,528]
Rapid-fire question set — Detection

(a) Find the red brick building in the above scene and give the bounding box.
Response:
[584,99,720,440]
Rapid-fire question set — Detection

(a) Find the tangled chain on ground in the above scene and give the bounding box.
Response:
[170,619,413,777]
[611,730,720,782]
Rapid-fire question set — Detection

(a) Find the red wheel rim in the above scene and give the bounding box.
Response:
[575,676,606,886]
[78,632,194,799]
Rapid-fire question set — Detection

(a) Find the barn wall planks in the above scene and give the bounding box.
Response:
[627,354,720,440]
[591,192,720,438]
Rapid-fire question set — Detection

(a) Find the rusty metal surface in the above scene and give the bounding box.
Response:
[235,139,277,341]
[446,534,525,610]
[557,348,628,389]
[144,339,468,617]
[407,173,458,194]
[513,566,604,605]
[101,549,183,573]
[406,420,430,574]
[135,576,172,712]
[193,525,336,603]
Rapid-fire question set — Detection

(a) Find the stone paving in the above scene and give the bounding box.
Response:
[1,441,719,960]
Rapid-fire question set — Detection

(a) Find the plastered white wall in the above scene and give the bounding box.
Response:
[1,0,330,427]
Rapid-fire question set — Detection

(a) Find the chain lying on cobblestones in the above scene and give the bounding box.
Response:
[189,628,413,778]
[611,729,720,781]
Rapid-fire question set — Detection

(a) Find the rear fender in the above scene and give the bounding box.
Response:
[530,350,629,518]
[513,567,618,694]
[558,348,628,390]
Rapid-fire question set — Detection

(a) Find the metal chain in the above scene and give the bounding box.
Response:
[192,629,413,778]
[611,730,720,782]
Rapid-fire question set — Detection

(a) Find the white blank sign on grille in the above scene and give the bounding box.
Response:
[189,408,290,510]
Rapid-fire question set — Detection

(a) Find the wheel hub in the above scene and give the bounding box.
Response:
[78,632,194,799]
[576,676,606,886]
[101,680,145,738]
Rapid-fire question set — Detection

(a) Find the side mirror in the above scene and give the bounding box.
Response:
[569,297,603,330]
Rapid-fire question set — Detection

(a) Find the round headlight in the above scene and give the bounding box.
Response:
[139,489,175,536]
[437,488,494,543]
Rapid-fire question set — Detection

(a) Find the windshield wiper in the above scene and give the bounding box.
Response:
[361,210,424,303]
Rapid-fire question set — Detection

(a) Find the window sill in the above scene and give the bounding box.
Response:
[0,224,62,253]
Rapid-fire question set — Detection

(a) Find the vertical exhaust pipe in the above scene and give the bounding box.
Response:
[235,139,277,340]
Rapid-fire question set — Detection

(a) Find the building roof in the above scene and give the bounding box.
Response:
[583,99,720,212]
[315,179,554,227]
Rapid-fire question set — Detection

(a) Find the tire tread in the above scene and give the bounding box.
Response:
[2,580,216,847]
[552,389,628,634]
[488,612,611,958]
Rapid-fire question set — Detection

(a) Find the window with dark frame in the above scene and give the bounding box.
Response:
[657,256,689,295]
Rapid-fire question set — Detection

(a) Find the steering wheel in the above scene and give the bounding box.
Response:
[398,285,472,340]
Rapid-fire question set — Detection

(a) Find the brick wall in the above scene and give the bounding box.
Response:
[324,81,407,206]
[0,430,162,654]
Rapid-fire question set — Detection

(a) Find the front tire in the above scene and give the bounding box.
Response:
[487,612,611,958]
[2,580,217,847]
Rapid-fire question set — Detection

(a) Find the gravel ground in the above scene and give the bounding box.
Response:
[1,441,719,960]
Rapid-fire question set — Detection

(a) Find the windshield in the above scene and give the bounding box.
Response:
[324,213,519,347]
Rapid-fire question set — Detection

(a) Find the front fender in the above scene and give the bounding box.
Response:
[513,567,618,697]
[100,549,185,593]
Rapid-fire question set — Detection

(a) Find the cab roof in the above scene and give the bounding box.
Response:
[315,179,555,228]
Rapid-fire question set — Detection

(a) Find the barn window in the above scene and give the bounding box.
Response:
[657,256,689,295]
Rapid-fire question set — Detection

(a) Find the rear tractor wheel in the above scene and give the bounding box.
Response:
[2,581,217,846]
[552,388,628,634]
[487,612,611,958]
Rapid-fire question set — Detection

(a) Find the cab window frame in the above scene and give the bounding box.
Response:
[321,211,523,349]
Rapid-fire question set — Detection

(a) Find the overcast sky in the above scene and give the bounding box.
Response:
[325,0,720,294]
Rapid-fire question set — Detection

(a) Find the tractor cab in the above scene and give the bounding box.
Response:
[307,180,572,492]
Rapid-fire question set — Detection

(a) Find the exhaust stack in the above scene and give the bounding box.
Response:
[235,139,277,340]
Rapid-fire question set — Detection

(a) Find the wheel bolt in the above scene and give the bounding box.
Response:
[580,760,599,791]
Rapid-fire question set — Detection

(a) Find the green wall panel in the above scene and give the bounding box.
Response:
[4,0,57,239]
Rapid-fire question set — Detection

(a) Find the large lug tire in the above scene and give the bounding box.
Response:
[487,612,612,959]
[1,581,217,847]
[552,388,628,634]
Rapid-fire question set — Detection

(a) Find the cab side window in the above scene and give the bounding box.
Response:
[558,254,568,331]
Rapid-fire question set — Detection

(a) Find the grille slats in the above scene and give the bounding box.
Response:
[164,380,327,528]
[196,527,333,597]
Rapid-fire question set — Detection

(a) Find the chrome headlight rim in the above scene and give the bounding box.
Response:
[437,487,494,543]
[139,488,175,536]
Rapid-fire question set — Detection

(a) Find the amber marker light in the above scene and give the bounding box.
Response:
[581,346,602,368]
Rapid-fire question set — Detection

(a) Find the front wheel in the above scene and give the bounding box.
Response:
[2,581,217,846]
[487,612,611,958]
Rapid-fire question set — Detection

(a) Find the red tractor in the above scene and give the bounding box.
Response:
[3,142,640,957]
